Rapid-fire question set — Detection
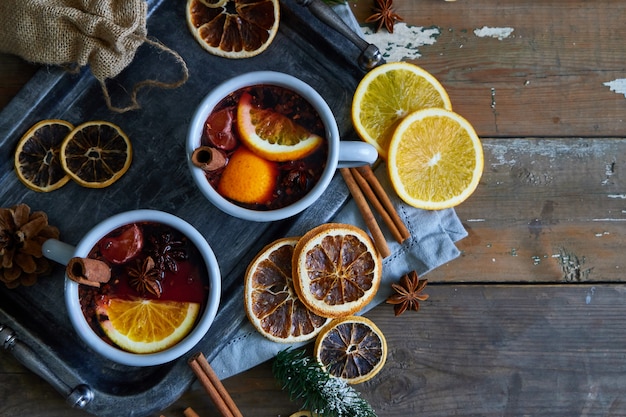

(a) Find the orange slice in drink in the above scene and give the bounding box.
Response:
[217,145,278,204]
[292,223,382,318]
[314,315,387,384]
[244,237,331,343]
[97,298,200,354]
[186,0,280,58]
[14,119,74,192]
[237,92,324,162]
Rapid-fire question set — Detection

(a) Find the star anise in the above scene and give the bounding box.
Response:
[386,270,428,316]
[365,0,404,33]
[279,160,317,196]
[148,232,187,278]
[127,256,162,297]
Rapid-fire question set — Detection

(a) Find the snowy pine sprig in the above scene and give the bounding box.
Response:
[272,348,377,417]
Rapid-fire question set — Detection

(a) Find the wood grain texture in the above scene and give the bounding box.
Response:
[353,0,626,138]
[6,284,626,416]
[427,138,626,283]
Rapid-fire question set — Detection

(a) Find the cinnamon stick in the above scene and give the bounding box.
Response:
[356,165,410,241]
[183,407,201,417]
[350,168,404,244]
[188,352,242,417]
[340,168,391,258]
[66,257,111,287]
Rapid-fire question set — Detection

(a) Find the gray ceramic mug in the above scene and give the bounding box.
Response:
[186,71,378,222]
[42,209,221,367]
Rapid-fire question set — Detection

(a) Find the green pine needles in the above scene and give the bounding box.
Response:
[272,348,377,417]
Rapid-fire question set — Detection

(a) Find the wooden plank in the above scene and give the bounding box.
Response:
[7,284,626,416]
[427,137,626,283]
[170,284,626,416]
[352,0,626,138]
[6,283,624,416]
[0,55,37,109]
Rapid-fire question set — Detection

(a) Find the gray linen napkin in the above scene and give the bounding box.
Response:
[207,3,468,380]
[210,164,467,379]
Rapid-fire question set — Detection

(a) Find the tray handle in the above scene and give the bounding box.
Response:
[1,323,93,409]
[295,0,384,70]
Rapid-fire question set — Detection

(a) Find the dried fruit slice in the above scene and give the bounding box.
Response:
[60,121,132,188]
[14,119,74,192]
[237,92,324,162]
[351,61,452,159]
[387,108,484,210]
[314,315,387,384]
[245,237,331,343]
[96,298,200,354]
[186,0,280,58]
[292,223,382,318]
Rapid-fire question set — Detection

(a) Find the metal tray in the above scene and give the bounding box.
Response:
[0,0,369,415]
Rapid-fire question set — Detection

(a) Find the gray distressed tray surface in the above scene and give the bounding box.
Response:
[0,1,366,415]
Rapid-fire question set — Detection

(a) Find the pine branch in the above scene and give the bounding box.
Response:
[272,348,377,417]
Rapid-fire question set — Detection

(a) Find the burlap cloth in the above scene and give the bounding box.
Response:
[0,0,188,112]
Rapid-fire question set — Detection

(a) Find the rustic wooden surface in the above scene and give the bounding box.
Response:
[3,0,626,416]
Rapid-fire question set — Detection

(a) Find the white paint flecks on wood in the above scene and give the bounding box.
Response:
[361,23,440,61]
[474,26,515,40]
[603,79,626,97]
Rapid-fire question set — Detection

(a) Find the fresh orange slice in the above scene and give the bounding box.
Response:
[244,237,331,343]
[14,119,74,192]
[351,61,452,159]
[387,108,483,210]
[217,145,278,204]
[186,0,280,58]
[314,315,387,384]
[236,92,324,162]
[96,298,200,354]
[60,121,132,188]
[292,223,382,318]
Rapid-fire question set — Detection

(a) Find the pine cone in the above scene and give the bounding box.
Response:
[0,204,59,288]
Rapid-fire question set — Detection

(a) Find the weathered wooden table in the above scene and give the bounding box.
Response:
[2,0,626,416]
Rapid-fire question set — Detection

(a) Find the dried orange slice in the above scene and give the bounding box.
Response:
[14,119,74,192]
[351,61,452,159]
[96,298,200,354]
[292,223,382,318]
[237,92,324,162]
[60,121,132,188]
[314,315,387,384]
[388,108,483,210]
[217,146,278,204]
[186,0,280,58]
[245,237,331,343]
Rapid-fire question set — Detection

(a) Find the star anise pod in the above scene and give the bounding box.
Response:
[279,160,317,196]
[148,232,187,278]
[127,256,162,297]
[365,0,404,33]
[386,270,428,316]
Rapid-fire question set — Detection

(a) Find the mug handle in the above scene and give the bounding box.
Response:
[337,141,378,168]
[42,239,76,266]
